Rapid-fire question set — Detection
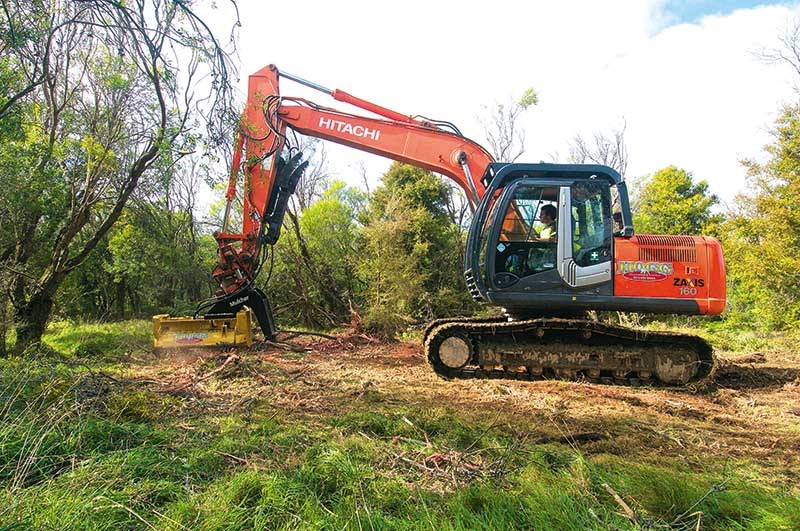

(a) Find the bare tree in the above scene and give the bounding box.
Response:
[478,87,538,162]
[0,0,238,352]
[759,18,800,80]
[568,121,629,177]
[568,122,629,215]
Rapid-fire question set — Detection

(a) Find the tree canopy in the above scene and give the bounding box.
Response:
[633,166,720,235]
[357,163,476,336]
[721,104,800,329]
[0,0,237,352]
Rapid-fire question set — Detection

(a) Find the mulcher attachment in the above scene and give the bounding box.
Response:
[153,309,253,350]
[153,287,279,350]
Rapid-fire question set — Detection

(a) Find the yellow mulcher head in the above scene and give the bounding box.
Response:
[153,309,253,351]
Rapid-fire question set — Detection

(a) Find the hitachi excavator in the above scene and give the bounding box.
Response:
[153,64,726,386]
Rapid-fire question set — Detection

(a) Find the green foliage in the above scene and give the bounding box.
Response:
[107,211,211,314]
[357,163,476,336]
[519,86,539,109]
[265,167,475,335]
[0,0,237,351]
[720,104,800,330]
[55,208,216,320]
[633,165,721,235]
[265,180,365,329]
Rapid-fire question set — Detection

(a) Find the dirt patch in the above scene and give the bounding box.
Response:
[733,352,767,364]
[710,360,800,390]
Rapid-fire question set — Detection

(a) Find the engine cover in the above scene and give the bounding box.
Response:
[613,234,726,315]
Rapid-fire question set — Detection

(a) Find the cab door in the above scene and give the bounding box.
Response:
[556,181,614,292]
[488,181,563,294]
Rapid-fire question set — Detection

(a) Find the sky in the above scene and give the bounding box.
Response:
[210,0,800,209]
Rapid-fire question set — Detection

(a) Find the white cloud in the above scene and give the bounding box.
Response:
[222,0,799,206]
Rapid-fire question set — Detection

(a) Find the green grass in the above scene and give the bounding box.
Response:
[636,314,800,353]
[43,319,152,359]
[1,321,798,529]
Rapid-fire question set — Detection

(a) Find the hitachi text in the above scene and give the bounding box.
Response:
[318,117,381,141]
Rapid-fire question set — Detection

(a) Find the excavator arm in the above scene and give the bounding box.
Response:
[195,64,494,339]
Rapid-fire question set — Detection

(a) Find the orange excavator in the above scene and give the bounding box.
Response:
[153,64,726,385]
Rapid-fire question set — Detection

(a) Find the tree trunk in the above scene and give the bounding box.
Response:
[13,291,55,355]
[0,293,8,357]
[285,210,346,324]
[115,280,127,318]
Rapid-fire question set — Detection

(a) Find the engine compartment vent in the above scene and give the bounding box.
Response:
[639,248,697,263]
[636,235,698,263]
[636,234,697,247]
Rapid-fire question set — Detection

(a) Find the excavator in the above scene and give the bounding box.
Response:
[153,64,726,386]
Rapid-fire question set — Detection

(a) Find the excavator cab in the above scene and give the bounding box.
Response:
[462,161,725,319]
[465,163,633,316]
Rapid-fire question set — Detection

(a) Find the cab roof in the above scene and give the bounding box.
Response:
[482,163,624,189]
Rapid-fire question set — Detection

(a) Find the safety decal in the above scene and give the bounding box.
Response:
[616,261,673,281]
[175,332,210,344]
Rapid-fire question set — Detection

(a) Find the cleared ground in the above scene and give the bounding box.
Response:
[146,333,800,483]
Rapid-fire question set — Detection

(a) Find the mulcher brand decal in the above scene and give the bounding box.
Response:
[616,261,673,281]
[229,296,248,307]
[175,332,209,344]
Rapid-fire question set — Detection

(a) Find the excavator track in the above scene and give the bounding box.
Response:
[425,318,713,386]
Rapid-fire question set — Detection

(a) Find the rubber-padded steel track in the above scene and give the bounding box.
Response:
[425,318,713,386]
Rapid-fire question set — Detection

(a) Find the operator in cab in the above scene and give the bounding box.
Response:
[538,204,557,241]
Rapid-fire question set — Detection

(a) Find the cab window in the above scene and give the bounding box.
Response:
[495,185,558,278]
[478,193,502,285]
[571,182,612,267]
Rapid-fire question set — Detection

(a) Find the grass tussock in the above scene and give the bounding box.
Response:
[0,320,798,529]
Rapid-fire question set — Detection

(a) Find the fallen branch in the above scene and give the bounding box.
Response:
[394,454,449,477]
[670,478,731,526]
[601,483,638,524]
[280,329,337,340]
[216,450,248,464]
[63,360,121,383]
[195,354,240,384]
[632,422,685,448]
[94,496,156,529]
[534,432,606,445]
[171,354,239,391]
[215,450,267,471]
[263,340,311,353]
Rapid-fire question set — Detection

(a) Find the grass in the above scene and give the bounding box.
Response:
[43,319,153,360]
[0,321,798,529]
[636,315,800,354]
